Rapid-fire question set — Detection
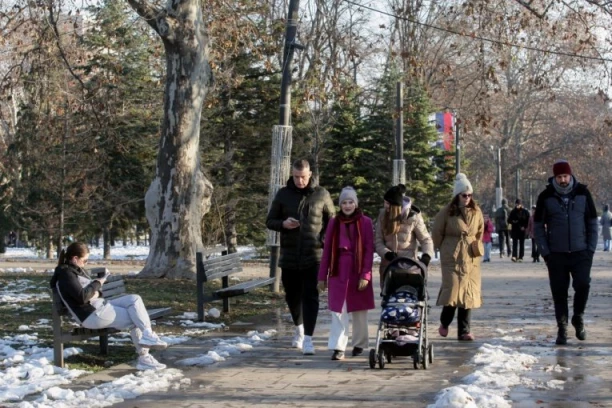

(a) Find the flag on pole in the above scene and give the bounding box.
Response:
[430,111,455,151]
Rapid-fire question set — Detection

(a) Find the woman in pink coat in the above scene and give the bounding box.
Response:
[318,187,375,360]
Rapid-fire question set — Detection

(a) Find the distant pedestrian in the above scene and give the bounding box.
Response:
[482,214,494,262]
[534,160,598,345]
[508,199,530,262]
[599,204,612,252]
[432,173,484,341]
[374,184,434,288]
[318,187,375,360]
[526,205,540,262]
[494,199,511,258]
[266,159,335,355]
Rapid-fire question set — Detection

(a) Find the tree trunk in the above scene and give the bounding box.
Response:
[128,0,214,278]
[103,227,111,259]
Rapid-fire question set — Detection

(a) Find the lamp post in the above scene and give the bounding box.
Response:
[455,112,460,175]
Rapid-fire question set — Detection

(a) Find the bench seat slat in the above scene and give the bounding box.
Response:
[213,277,275,298]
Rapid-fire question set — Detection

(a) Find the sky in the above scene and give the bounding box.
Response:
[0,244,586,407]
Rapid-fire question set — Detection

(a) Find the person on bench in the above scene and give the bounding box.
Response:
[49,242,168,371]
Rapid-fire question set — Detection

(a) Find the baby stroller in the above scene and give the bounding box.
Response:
[369,256,433,370]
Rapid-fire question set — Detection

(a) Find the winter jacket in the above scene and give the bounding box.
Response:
[374,206,434,277]
[482,218,494,243]
[494,202,510,231]
[432,204,484,309]
[600,210,612,240]
[508,206,530,239]
[526,214,536,239]
[50,263,103,323]
[534,176,598,257]
[318,214,375,313]
[266,178,335,269]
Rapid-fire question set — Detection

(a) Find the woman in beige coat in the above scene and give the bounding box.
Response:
[431,173,484,341]
[375,184,434,287]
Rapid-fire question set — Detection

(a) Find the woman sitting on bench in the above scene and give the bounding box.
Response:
[50,242,168,371]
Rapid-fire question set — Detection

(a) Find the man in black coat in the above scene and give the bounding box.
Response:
[494,199,511,258]
[507,199,530,262]
[534,160,598,345]
[266,159,335,355]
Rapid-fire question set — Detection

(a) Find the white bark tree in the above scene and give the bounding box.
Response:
[126,0,213,278]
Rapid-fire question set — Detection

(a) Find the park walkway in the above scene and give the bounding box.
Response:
[85,251,612,407]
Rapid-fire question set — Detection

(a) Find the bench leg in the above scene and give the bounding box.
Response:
[222,276,230,313]
[100,334,109,355]
[54,338,64,368]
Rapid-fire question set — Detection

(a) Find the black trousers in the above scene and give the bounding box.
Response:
[512,235,525,259]
[499,229,511,256]
[531,238,540,260]
[281,265,319,336]
[440,305,472,336]
[546,251,592,327]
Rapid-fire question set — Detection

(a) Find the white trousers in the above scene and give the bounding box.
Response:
[81,294,152,354]
[328,302,369,351]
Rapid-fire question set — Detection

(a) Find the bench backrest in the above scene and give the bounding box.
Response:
[196,252,242,282]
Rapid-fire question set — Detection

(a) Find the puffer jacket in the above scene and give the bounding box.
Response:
[375,206,434,276]
[50,263,102,323]
[266,178,335,269]
[533,176,598,257]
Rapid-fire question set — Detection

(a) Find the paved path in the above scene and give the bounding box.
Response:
[79,251,612,407]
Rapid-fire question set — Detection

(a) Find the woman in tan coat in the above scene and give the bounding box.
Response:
[375,184,434,287]
[431,173,484,341]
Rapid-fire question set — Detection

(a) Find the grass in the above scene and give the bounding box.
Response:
[0,273,285,372]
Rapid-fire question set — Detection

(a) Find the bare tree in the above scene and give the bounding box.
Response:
[125,0,213,278]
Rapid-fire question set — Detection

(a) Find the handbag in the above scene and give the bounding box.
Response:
[470,240,484,257]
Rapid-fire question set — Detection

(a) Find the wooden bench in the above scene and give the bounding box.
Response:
[51,270,172,368]
[196,251,275,321]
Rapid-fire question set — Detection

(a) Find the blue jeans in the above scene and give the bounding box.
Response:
[604,239,610,251]
[484,242,492,261]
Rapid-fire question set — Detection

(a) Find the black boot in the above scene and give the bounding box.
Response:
[555,327,568,345]
[571,316,586,341]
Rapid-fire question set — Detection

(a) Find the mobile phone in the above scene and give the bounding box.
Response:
[91,267,110,279]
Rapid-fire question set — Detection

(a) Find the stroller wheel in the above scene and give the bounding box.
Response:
[369,349,376,369]
[377,349,386,369]
[422,347,429,370]
[428,343,434,364]
[412,354,419,370]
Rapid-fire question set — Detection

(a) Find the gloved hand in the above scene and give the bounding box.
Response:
[317,280,327,292]
[419,254,431,267]
[384,251,397,261]
[357,279,369,291]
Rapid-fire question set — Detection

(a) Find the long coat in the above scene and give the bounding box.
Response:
[600,211,612,240]
[432,204,484,309]
[318,215,375,313]
[374,207,434,277]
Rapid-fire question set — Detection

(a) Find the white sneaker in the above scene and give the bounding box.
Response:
[302,336,315,355]
[136,354,166,371]
[139,329,168,349]
[291,325,304,349]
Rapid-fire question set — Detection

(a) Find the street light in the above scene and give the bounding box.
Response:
[491,146,503,209]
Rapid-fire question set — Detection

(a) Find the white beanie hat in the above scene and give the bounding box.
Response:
[339,186,358,207]
[453,173,473,197]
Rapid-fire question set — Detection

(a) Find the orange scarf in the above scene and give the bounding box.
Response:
[328,209,364,278]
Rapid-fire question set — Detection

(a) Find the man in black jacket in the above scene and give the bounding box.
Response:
[534,160,598,345]
[508,199,530,262]
[266,159,335,355]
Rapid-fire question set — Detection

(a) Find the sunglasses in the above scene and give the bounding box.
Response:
[460,194,472,198]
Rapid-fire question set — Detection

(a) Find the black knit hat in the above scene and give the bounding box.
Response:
[384,184,407,206]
